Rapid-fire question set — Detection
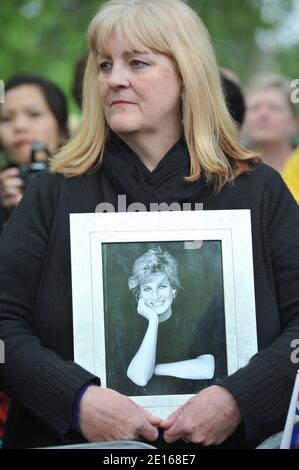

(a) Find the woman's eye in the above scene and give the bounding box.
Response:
[29,112,42,118]
[143,287,151,292]
[130,60,147,69]
[0,116,12,123]
[99,62,112,72]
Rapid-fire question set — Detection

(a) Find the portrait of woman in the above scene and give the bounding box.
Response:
[127,246,215,387]
[101,240,226,399]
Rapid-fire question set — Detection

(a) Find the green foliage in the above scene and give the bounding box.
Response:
[0,0,105,112]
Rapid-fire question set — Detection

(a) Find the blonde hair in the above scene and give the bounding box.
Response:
[50,0,259,191]
[128,246,181,301]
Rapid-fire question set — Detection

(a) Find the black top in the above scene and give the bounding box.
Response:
[0,155,299,448]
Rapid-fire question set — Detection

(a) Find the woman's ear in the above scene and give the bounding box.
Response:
[172,289,176,299]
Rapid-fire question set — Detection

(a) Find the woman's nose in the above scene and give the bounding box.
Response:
[107,64,130,88]
[151,289,160,300]
[13,114,30,132]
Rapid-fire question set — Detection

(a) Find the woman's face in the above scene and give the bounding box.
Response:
[0,85,63,165]
[97,36,183,139]
[244,87,297,146]
[139,272,175,316]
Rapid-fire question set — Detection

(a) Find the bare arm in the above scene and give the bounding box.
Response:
[154,354,215,380]
[127,298,159,387]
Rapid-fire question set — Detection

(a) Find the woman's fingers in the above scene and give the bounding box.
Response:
[1,176,24,189]
[141,407,162,427]
[0,167,20,182]
[163,386,241,445]
[79,386,161,443]
[138,418,160,442]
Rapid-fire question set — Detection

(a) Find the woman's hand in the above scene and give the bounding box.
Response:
[79,386,161,442]
[137,297,159,322]
[160,385,241,446]
[0,167,24,213]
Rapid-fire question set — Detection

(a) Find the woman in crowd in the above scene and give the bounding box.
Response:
[0,0,299,449]
[0,74,69,232]
[243,75,298,175]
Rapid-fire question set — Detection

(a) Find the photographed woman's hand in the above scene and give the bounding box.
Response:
[160,385,241,446]
[137,297,159,322]
[79,386,161,442]
[0,167,24,213]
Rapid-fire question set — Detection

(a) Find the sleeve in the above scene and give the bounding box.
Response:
[0,172,101,440]
[222,171,299,446]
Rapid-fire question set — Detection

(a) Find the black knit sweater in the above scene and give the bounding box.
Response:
[0,162,299,448]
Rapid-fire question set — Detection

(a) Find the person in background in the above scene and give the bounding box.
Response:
[0,74,69,445]
[220,71,246,130]
[243,75,298,175]
[72,55,88,110]
[0,74,69,233]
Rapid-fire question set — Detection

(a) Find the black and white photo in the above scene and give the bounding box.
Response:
[71,210,257,417]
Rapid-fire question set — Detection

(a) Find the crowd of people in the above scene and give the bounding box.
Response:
[0,0,298,450]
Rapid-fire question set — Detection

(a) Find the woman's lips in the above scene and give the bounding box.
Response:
[15,139,32,148]
[151,300,165,306]
[111,100,134,106]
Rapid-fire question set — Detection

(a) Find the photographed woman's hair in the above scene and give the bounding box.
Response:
[50,0,260,192]
[128,246,181,300]
[2,74,69,140]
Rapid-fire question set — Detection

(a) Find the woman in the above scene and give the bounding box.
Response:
[0,74,69,232]
[127,246,215,387]
[0,0,299,449]
[243,75,298,174]
[0,74,69,443]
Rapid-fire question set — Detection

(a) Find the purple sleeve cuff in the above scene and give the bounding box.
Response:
[71,382,97,432]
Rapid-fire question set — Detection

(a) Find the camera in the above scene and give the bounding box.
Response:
[18,143,50,187]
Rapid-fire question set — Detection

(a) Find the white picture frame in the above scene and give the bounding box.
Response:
[70,210,257,418]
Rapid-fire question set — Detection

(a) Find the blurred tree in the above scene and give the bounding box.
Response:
[0,0,103,113]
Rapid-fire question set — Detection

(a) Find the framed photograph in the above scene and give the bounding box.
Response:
[70,210,257,418]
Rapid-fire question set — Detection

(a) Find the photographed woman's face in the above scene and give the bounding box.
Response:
[139,272,175,316]
[97,35,183,139]
[0,85,62,165]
